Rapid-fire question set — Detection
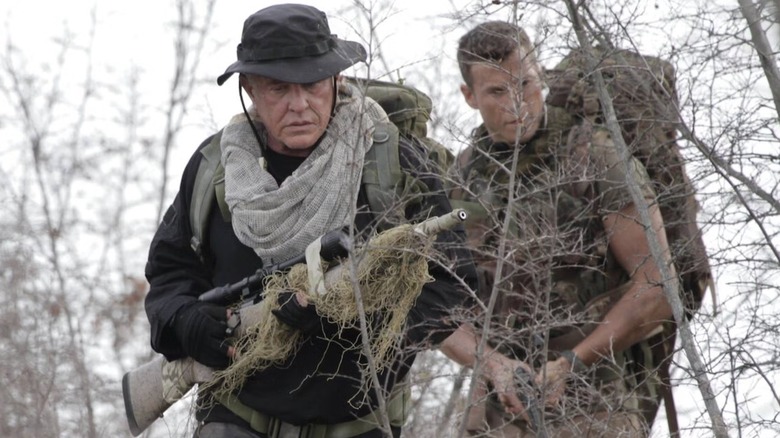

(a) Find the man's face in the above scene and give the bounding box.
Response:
[242,75,335,157]
[461,49,545,145]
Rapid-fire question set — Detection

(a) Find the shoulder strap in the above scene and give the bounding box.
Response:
[189,130,229,260]
[361,121,406,229]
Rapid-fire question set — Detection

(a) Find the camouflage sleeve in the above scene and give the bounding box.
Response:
[589,127,656,216]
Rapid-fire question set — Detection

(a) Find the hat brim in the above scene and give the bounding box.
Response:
[217,39,366,85]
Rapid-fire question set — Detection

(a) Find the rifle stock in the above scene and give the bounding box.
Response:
[122,356,211,436]
[122,302,267,436]
[122,210,466,436]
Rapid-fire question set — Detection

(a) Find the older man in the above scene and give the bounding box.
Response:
[143,5,477,437]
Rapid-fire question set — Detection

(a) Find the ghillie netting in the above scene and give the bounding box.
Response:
[204,223,435,399]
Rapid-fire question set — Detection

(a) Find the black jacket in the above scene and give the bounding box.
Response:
[144,133,476,426]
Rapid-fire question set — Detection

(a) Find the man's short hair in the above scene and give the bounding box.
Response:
[457,21,537,87]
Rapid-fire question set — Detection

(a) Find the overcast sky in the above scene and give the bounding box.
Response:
[1,0,488,177]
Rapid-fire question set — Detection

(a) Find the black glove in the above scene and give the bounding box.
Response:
[174,301,231,368]
[271,291,320,335]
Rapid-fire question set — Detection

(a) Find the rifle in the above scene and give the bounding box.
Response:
[514,366,548,438]
[199,228,351,305]
[122,209,467,436]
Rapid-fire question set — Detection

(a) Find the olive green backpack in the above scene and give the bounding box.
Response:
[545,47,714,434]
[545,47,713,316]
[189,77,450,260]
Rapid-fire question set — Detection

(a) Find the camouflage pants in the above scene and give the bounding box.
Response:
[467,379,648,438]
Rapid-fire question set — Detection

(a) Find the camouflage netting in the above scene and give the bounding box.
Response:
[206,224,434,399]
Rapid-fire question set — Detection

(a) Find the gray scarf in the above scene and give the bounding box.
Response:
[220,84,389,264]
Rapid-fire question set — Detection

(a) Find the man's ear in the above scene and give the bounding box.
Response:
[239,74,259,107]
[461,83,479,109]
[239,74,251,94]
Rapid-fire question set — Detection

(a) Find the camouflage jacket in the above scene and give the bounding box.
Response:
[450,106,656,369]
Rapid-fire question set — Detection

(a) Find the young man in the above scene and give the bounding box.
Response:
[447,21,676,437]
[143,5,479,437]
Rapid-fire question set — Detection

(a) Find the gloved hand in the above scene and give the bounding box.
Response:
[174,301,231,368]
[271,290,320,335]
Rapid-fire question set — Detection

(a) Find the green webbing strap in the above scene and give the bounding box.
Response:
[212,160,230,222]
[190,131,222,259]
[362,122,404,227]
[654,326,680,437]
[190,131,231,260]
[216,383,411,438]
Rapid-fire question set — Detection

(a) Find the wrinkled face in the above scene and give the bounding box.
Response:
[241,75,335,157]
[461,50,545,145]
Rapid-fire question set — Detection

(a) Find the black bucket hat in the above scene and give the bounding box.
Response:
[217,4,367,85]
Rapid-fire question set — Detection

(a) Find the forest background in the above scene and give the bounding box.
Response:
[1,0,778,437]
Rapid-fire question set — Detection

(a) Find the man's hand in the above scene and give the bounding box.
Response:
[536,356,572,407]
[271,290,320,335]
[483,353,531,416]
[174,301,232,368]
[439,325,532,417]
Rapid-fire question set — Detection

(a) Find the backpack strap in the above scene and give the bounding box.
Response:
[361,121,406,229]
[189,130,229,261]
[654,325,680,437]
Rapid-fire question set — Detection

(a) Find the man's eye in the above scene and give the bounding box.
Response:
[304,79,329,91]
[264,82,287,93]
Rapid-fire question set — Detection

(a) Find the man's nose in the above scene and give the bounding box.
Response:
[287,86,310,112]
[504,90,525,115]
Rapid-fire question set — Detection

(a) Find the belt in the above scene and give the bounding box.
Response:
[216,384,410,438]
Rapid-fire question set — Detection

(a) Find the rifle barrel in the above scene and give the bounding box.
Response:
[413,208,468,236]
[197,228,351,305]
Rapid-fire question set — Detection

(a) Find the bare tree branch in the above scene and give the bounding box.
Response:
[562,1,729,436]
[738,0,780,124]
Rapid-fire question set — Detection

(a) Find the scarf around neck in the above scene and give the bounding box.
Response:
[220,83,389,264]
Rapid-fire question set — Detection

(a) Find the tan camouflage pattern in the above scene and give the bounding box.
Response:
[451,114,656,363]
[546,47,712,317]
[451,110,657,437]
[161,357,214,404]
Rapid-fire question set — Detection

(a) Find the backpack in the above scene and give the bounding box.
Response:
[189,77,449,260]
[545,46,714,432]
[345,76,454,172]
[546,46,713,319]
